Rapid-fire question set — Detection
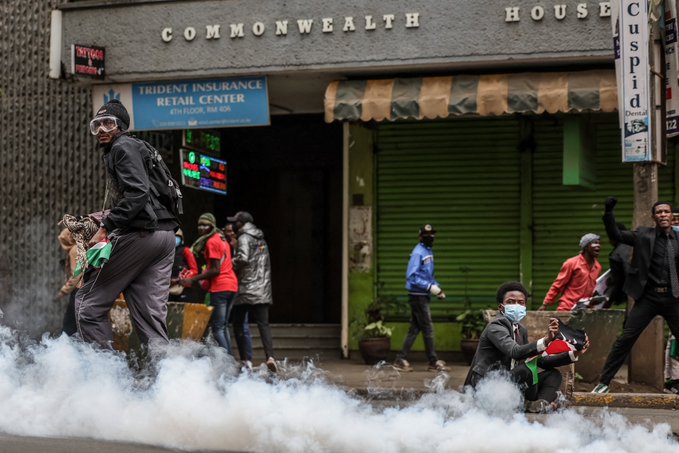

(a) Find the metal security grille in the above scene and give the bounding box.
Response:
[531,114,676,306]
[0,0,100,335]
[375,117,522,317]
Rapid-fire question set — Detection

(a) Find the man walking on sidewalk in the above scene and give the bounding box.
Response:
[393,224,447,372]
[76,100,178,349]
[592,197,679,394]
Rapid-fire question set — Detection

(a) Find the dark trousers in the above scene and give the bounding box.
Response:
[75,229,174,348]
[396,294,438,364]
[512,363,563,403]
[62,291,78,336]
[600,290,679,385]
[232,304,274,360]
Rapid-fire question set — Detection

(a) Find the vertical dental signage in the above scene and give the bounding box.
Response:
[618,1,652,162]
[664,0,679,138]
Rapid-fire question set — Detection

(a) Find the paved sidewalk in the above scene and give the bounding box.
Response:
[314,356,468,396]
[306,356,679,409]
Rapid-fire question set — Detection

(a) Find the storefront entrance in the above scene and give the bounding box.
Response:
[217,114,343,323]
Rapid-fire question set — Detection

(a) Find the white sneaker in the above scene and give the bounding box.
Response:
[591,383,609,394]
[428,360,448,372]
[393,358,413,372]
[241,360,253,373]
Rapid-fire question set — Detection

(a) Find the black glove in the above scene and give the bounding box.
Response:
[605,197,617,213]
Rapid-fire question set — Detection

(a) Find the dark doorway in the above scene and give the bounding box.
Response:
[216,114,342,323]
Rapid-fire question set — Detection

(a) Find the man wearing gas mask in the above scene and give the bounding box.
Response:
[464,282,586,412]
[393,224,448,372]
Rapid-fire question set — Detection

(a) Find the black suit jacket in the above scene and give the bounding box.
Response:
[464,316,540,388]
[464,316,574,388]
[603,212,657,300]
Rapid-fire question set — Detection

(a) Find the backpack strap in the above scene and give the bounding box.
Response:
[136,137,184,216]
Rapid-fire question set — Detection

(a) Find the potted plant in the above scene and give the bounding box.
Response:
[455,308,488,364]
[355,300,394,365]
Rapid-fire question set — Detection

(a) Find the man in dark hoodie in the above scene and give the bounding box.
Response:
[227,211,278,372]
[76,100,178,349]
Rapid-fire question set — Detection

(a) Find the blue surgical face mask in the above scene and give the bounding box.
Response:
[175,236,182,247]
[502,304,526,323]
[673,226,679,235]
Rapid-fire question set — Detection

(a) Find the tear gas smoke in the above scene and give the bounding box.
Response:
[0,327,676,453]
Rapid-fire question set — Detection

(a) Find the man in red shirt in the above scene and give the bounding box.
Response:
[539,233,602,311]
[180,213,238,353]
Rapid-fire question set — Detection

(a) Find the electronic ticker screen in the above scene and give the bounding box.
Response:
[179,148,227,196]
[183,129,221,153]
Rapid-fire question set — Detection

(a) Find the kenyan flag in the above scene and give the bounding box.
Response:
[525,321,587,385]
[74,240,112,276]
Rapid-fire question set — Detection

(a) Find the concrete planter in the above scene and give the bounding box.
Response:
[112,299,214,353]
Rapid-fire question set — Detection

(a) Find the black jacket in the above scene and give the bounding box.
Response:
[464,316,572,388]
[603,212,658,300]
[605,243,632,305]
[102,133,176,232]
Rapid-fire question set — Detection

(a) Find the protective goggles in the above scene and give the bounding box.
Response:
[89,115,119,135]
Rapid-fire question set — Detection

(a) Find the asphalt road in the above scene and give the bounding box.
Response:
[1,406,677,453]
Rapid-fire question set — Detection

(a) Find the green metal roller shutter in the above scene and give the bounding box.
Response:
[375,117,522,316]
[532,113,675,306]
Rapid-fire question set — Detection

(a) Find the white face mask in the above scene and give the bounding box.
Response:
[502,304,526,323]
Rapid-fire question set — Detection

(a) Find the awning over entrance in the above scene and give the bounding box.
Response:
[324,70,617,123]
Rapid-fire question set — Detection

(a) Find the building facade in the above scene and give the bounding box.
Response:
[3,0,677,354]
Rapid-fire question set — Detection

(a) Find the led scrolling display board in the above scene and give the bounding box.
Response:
[184,129,221,153]
[180,129,226,196]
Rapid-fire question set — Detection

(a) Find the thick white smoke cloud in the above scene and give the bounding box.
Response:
[0,326,676,453]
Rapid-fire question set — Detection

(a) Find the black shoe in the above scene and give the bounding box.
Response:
[664,379,679,394]
[525,399,550,414]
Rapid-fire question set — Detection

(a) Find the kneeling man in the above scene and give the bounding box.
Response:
[464,282,588,412]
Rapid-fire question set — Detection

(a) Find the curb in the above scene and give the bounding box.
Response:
[572,392,679,409]
[343,387,425,401]
[341,387,679,410]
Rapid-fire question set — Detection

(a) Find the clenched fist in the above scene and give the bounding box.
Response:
[604,196,617,213]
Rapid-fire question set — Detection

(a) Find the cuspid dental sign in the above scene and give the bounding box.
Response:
[618,0,652,162]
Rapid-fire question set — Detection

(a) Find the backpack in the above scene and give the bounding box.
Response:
[136,138,184,219]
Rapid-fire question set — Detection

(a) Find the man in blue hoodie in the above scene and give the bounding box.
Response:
[393,224,448,372]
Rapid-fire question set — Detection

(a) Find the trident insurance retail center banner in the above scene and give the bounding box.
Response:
[92,76,270,130]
